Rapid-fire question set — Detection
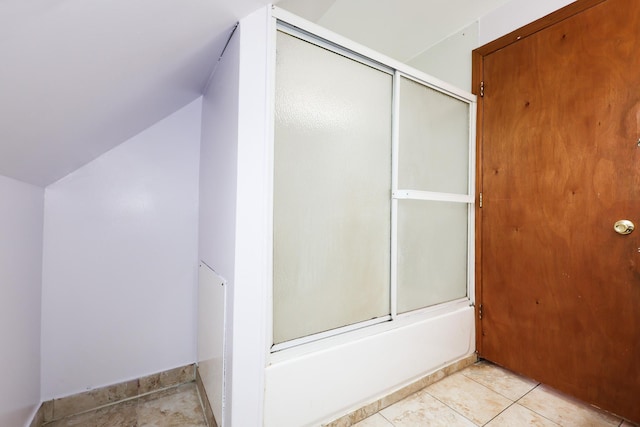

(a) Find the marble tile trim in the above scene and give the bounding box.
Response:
[29,404,46,427]
[323,353,478,427]
[196,367,218,427]
[31,363,196,425]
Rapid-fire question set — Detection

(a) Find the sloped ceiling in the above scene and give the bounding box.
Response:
[0,0,273,186]
[0,0,512,187]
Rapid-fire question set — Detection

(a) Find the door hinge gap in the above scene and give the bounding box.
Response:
[478,304,483,319]
[480,81,484,97]
[479,192,483,208]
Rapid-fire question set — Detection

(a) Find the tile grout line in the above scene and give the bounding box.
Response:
[481,400,518,426]
[512,384,563,427]
[515,383,627,427]
[435,371,514,423]
[424,368,541,426]
[421,388,483,427]
[195,390,212,427]
[460,363,540,402]
[378,411,395,426]
[460,372,538,425]
[458,365,564,426]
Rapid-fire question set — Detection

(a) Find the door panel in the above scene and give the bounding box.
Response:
[479,0,640,421]
[273,31,392,344]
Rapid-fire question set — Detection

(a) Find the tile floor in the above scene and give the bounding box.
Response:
[42,383,207,427]
[354,361,638,427]
[40,361,638,427]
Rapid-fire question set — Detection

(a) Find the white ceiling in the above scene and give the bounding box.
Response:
[0,0,272,186]
[0,0,511,187]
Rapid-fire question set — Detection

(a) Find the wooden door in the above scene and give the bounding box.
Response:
[476,0,640,422]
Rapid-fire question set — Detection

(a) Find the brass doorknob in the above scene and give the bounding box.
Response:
[614,220,634,235]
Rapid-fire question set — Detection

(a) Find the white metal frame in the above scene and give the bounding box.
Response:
[269,6,477,355]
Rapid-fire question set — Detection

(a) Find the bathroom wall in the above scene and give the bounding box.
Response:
[198,9,274,426]
[478,0,575,45]
[407,0,576,92]
[225,8,272,426]
[407,22,478,93]
[0,175,44,427]
[199,26,240,286]
[40,99,202,400]
[198,23,240,427]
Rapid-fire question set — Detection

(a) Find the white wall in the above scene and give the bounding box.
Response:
[407,0,576,93]
[198,9,273,426]
[227,7,272,427]
[407,22,478,93]
[0,176,44,427]
[40,99,202,399]
[479,0,576,45]
[199,28,240,284]
[198,24,240,427]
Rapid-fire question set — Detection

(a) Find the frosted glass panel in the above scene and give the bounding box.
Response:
[273,31,392,344]
[398,77,470,194]
[397,200,468,313]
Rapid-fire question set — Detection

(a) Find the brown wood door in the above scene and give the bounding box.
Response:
[477,0,640,422]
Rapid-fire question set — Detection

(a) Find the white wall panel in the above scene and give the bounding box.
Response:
[198,25,241,426]
[41,99,202,399]
[0,176,44,427]
[226,7,272,426]
[199,27,240,283]
[197,264,225,425]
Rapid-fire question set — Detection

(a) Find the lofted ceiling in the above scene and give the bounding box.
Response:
[1,0,513,187]
[0,0,273,186]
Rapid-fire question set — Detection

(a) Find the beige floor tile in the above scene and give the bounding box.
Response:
[461,361,538,401]
[485,403,560,427]
[44,383,207,427]
[45,399,138,427]
[136,383,207,426]
[352,413,395,427]
[380,388,476,427]
[518,385,621,427]
[424,372,512,426]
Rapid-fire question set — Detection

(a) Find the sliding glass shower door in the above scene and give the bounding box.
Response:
[273,31,393,345]
[272,26,475,348]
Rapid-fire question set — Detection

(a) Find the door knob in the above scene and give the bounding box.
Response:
[614,220,634,235]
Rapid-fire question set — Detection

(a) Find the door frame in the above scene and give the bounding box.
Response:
[471,0,607,355]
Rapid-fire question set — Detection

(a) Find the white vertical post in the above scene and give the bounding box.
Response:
[230,5,272,427]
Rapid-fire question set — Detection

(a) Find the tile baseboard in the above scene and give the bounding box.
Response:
[30,364,196,426]
[323,353,478,427]
[195,367,219,427]
[30,355,477,426]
